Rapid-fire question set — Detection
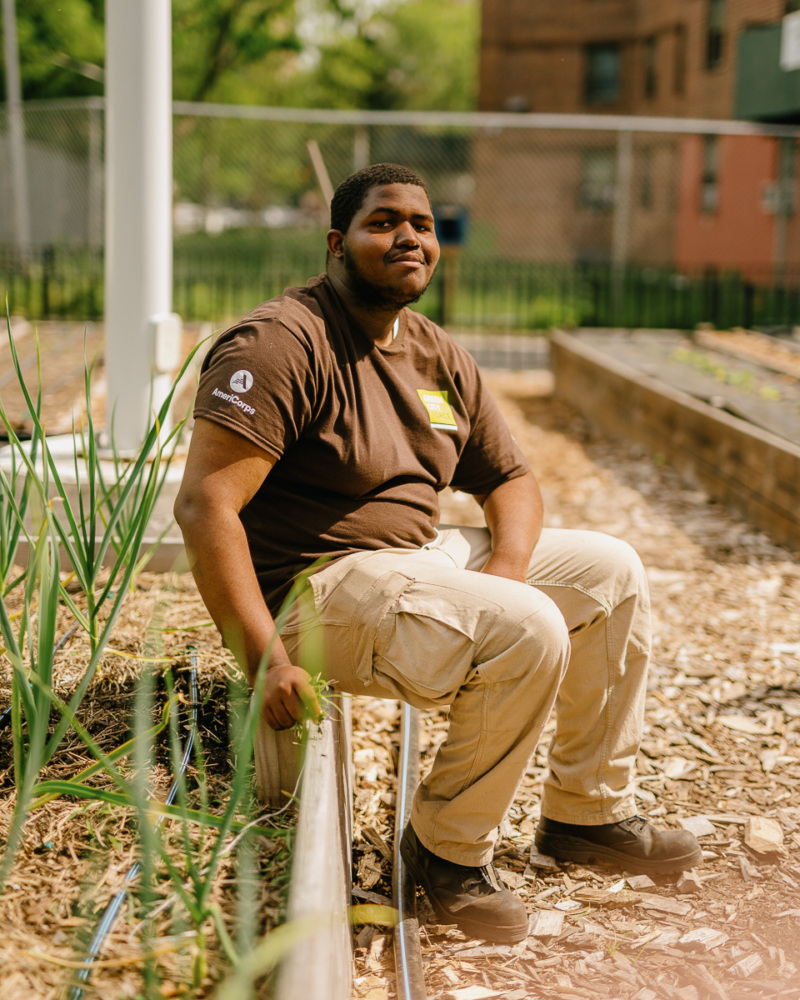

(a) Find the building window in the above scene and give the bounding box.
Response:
[644,36,657,99]
[585,44,621,105]
[787,2,800,14]
[580,149,616,210]
[700,135,719,213]
[706,0,725,70]
[674,24,687,95]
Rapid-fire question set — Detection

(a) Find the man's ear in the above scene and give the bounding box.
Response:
[326,229,345,259]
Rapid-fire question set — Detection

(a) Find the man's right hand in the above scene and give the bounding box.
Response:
[261,663,322,731]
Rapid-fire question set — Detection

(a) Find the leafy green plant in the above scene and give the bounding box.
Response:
[0,516,61,888]
[0,310,353,991]
[0,313,43,596]
[22,580,317,994]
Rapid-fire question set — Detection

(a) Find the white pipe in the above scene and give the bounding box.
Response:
[2,0,31,251]
[105,0,178,451]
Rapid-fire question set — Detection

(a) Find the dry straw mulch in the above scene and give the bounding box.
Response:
[0,575,294,1000]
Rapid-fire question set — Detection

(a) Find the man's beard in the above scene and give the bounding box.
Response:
[343,246,435,310]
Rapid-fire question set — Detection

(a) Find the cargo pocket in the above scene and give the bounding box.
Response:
[312,554,414,686]
[372,581,506,705]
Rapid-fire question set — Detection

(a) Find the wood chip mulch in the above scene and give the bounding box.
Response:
[351,370,800,1000]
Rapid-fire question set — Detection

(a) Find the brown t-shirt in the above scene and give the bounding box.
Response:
[194,275,530,613]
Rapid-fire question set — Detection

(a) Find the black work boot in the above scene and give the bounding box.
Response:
[535,815,702,875]
[400,824,528,944]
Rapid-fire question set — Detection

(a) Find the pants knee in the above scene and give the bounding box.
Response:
[505,595,571,691]
[588,534,649,607]
[526,598,571,677]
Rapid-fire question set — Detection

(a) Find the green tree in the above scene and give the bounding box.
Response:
[2,0,478,110]
[1,0,311,104]
[1,0,104,100]
[287,0,479,111]
[171,0,300,103]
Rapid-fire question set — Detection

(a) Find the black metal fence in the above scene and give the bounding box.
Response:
[4,242,800,334]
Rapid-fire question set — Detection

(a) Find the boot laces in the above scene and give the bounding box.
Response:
[618,815,648,835]
[456,863,499,895]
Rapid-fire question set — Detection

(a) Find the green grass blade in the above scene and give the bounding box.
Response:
[0,523,59,890]
[29,699,173,810]
[210,907,397,1000]
[25,667,133,797]
[28,782,288,837]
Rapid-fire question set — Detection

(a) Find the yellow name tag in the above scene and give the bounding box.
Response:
[417,389,458,430]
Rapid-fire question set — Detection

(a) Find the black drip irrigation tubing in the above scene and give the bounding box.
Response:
[392,703,428,1000]
[67,653,200,1000]
[0,621,80,732]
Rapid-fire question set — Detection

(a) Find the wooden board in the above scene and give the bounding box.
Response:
[273,693,354,1000]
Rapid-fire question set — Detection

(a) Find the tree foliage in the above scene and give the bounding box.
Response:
[2,0,104,101]
[2,0,477,110]
[171,0,301,103]
[290,0,479,111]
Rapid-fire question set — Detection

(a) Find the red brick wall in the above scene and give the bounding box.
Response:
[475,1,794,271]
[675,134,777,279]
[480,0,787,118]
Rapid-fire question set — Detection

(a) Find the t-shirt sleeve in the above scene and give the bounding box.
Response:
[448,354,531,495]
[193,320,316,459]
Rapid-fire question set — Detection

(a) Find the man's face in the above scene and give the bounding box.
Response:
[328,183,440,309]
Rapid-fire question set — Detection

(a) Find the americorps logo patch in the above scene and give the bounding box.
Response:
[230,370,253,393]
[212,369,257,415]
[417,389,458,431]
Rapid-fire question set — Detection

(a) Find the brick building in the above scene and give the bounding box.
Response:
[479,0,791,119]
[475,1,800,280]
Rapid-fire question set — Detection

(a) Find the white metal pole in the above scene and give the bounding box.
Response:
[105,0,180,451]
[2,0,31,252]
[612,129,634,318]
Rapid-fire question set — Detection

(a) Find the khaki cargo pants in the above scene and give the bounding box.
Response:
[271,526,650,867]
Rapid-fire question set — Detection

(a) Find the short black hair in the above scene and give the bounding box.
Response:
[330,163,429,233]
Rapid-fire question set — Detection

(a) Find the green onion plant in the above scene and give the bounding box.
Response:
[0,311,206,886]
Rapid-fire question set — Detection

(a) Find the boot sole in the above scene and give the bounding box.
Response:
[535,832,702,875]
[400,843,529,944]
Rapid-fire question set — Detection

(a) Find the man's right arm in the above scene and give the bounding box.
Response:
[173,417,319,730]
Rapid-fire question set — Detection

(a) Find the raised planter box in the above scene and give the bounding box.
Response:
[550,331,800,551]
[259,693,354,1000]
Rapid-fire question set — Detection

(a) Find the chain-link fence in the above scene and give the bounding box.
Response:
[3,98,800,331]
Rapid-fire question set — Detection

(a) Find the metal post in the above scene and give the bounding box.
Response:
[354,125,370,171]
[611,129,634,323]
[105,0,180,451]
[88,102,103,250]
[2,0,31,252]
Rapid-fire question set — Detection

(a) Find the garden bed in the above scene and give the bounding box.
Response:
[0,572,296,999]
[550,329,800,552]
